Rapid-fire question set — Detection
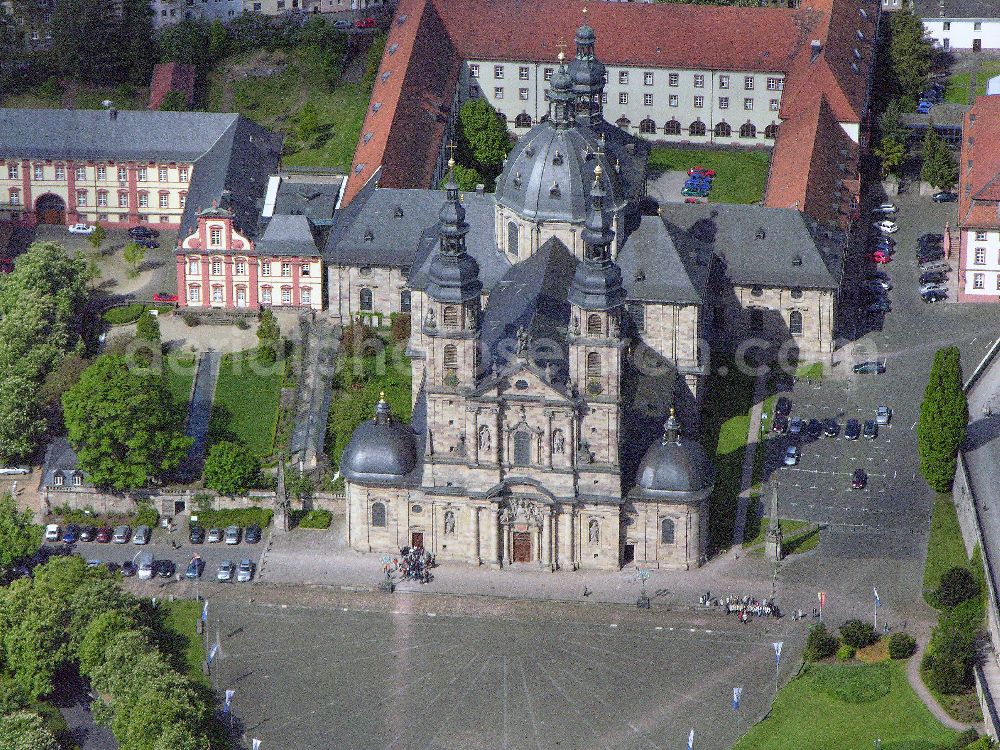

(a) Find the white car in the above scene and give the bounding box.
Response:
[876,406,892,425]
[783,445,800,466]
[67,223,96,235]
[873,220,898,234]
[919,282,947,295]
[44,523,61,542]
[236,558,254,582]
[871,203,897,215]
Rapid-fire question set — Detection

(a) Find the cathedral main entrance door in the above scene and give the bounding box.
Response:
[411,532,424,549]
[512,532,532,563]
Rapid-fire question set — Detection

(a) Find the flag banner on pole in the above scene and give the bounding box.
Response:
[732,687,742,712]
[202,600,209,622]
[223,689,235,714]
[687,729,694,750]
[252,740,261,750]
[818,591,826,609]
[208,643,219,665]
[773,641,783,667]
[874,587,881,607]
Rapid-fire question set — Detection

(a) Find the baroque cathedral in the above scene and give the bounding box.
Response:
[339,30,717,572]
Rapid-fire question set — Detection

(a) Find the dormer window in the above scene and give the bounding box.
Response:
[552,150,563,166]
[210,227,222,246]
[549,182,560,197]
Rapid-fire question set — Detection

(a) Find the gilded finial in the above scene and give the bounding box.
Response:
[379,390,386,401]
[669,406,676,418]
[448,156,455,169]
[558,51,565,63]
[594,163,603,178]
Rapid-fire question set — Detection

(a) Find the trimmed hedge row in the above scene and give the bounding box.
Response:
[190,507,273,529]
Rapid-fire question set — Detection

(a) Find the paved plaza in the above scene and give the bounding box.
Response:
[206,590,801,750]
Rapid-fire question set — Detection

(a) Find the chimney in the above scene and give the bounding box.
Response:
[109,108,118,121]
[810,39,822,60]
[475,184,485,195]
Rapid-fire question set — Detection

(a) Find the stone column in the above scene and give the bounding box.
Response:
[471,410,480,464]
[473,506,481,565]
[546,412,554,468]
[542,511,553,571]
[535,524,543,564]
[502,522,511,566]
[488,506,500,566]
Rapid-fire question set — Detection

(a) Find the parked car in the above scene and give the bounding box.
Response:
[44,523,61,542]
[207,527,224,543]
[354,16,377,27]
[788,416,803,435]
[771,414,788,434]
[128,226,159,239]
[863,419,878,440]
[806,418,823,439]
[137,552,155,580]
[185,558,203,579]
[132,524,151,545]
[132,238,158,249]
[237,559,254,582]
[68,223,95,235]
[224,525,242,545]
[845,418,861,440]
[853,360,885,374]
[79,525,97,542]
[873,220,898,234]
[865,269,890,281]
[0,258,12,274]
[120,561,137,577]
[683,197,704,204]
[869,250,892,264]
[876,406,892,425]
[863,280,891,294]
[111,525,131,543]
[774,396,792,416]
[851,469,868,489]
[86,559,101,568]
[681,187,709,197]
[920,259,951,274]
[152,292,178,303]
[688,167,716,177]
[917,247,944,263]
[919,282,948,295]
[156,559,175,578]
[822,419,839,437]
[95,526,112,543]
[62,524,80,544]
[783,445,800,466]
[245,524,262,544]
[871,202,897,215]
[919,271,948,285]
[333,18,352,29]
[217,560,234,582]
[916,100,933,114]
[932,191,958,203]
[865,299,892,314]
[189,525,206,544]
[103,561,119,575]
[922,289,948,303]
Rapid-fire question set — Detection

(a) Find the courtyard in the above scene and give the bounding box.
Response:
[646,147,771,205]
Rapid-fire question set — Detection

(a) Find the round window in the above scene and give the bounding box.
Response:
[411,504,423,514]
[750,286,764,297]
[790,288,803,299]
[515,379,529,390]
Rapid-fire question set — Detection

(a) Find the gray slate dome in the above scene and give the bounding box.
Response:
[633,410,715,499]
[495,124,627,223]
[341,396,418,486]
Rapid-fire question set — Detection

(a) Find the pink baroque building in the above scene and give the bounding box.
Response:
[176,206,322,311]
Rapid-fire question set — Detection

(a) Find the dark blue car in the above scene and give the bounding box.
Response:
[62,524,79,544]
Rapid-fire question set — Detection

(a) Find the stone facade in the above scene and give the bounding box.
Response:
[329,264,412,323]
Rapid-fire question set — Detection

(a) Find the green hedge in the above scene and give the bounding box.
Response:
[102,303,146,325]
[134,503,159,529]
[292,509,332,529]
[189,507,273,529]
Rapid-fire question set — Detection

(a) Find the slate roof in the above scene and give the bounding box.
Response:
[664,203,843,290]
[912,0,998,17]
[256,215,318,258]
[40,437,90,489]
[617,214,711,305]
[271,176,342,225]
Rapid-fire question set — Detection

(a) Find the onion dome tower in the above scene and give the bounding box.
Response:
[568,164,626,312]
[568,10,606,127]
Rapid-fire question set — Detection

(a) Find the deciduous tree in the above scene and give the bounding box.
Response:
[122,240,147,276]
[0,374,48,464]
[0,494,41,571]
[918,346,968,491]
[0,710,60,750]
[203,440,260,496]
[456,98,512,188]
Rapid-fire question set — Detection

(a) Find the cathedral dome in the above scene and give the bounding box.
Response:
[341,396,418,486]
[495,124,625,224]
[633,410,715,499]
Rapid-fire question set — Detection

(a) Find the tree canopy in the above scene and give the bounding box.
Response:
[203,440,261,496]
[456,98,513,190]
[917,346,968,492]
[921,126,958,190]
[62,355,191,490]
[0,494,40,572]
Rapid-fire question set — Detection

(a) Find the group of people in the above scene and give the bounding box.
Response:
[720,595,781,621]
[383,546,435,584]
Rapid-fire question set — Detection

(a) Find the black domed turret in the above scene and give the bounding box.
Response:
[341,393,419,486]
[568,12,606,126]
[549,52,575,128]
[427,157,483,303]
[569,165,626,311]
[632,408,715,499]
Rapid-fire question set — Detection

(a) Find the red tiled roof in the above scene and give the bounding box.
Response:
[960,96,1000,230]
[148,62,196,111]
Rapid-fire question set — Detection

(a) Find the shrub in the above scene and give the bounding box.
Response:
[103,303,146,326]
[341,322,377,356]
[953,729,980,749]
[134,503,159,529]
[182,312,200,327]
[804,624,840,661]
[256,309,280,364]
[923,625,975,693]
[135,311,160,343]
[294,509,332,529]
[840,619,878,649]
[190,507,273,529]
[837,643,856,661]
[235,318,250,330]
[937,566,980,609]
[390,312,411,342]
[203,441,261,496]
[888,632,917,659]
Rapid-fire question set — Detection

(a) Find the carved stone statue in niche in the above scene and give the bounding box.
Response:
[424,306,436,328]
[572,315,581,335]
[552,429,565,454]
[444,510,456,535]
[478,424,491,452]
[589,519,600,544]
[456,434,467,457]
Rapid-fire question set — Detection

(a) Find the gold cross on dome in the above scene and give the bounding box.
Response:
[555,39,568,56]
[446,142,457,166]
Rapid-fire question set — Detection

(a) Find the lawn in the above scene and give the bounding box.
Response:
[164,351,197,412]
[736,662,958,750]
[700,360,756,551]
[209,351,282,459]
[3,84,149,110]
[944,62,1000,105]
[648,146,771,204]
[204,47,370,172]
[158,598,209,688]
[922,493,970,606]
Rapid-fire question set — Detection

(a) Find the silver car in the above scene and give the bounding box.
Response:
[919,282,947,295]
[216,560,234,582]
[112,525,131,544]
[224,525,241,545]
[132,525,150,545]
[207,527,223,543]
[236,558,253,582]
[876,406,892,425]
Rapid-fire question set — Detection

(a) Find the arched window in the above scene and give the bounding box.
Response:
[639,118,657,134]
[514,113,532,128]
[587,314,602,336]
[616,116,631,130]
[689,120,707,137]
[661,517,675,544]
[359,287,373,312]
[714,121,732,138]
[586,351,602,379]
[443,344,458,368]
[507,221,519,255]
[765,123,780,139]
[789,310,803,336]
[740,122,757,139]
[371,502,386,527]
[400,290,411,312]
[513,431,531,466]
[443,305,459,329]
[664,119,682,136]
